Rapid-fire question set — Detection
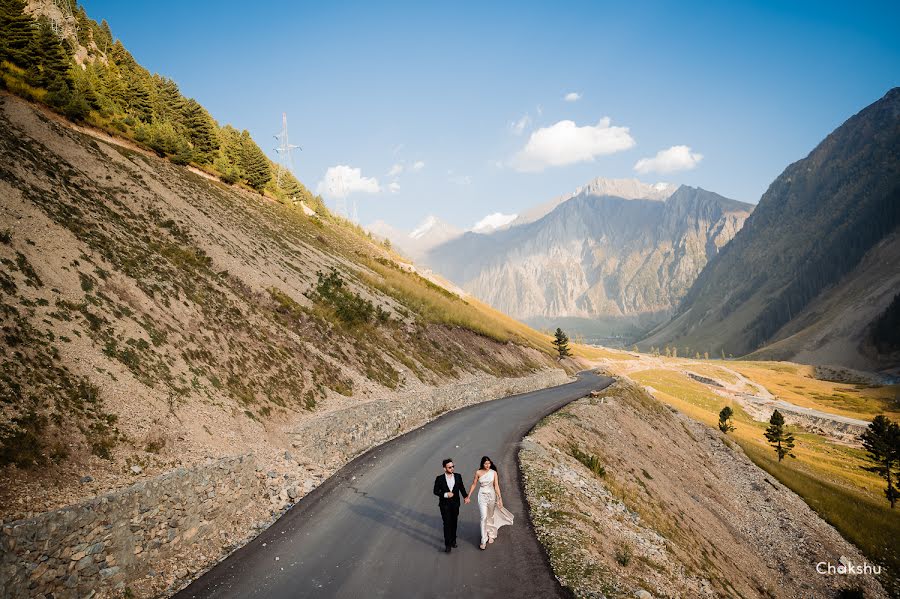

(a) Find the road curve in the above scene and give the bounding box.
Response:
[176,370,612,599]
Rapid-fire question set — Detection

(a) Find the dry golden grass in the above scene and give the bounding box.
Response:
[572,344,639,361]
[360,256,555,353]
[680,362,740,385]
[730,362,900,420]
[627,368,884,494]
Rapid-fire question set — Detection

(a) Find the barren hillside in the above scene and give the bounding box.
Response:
[0,93,560,519]
[521,379,889,598]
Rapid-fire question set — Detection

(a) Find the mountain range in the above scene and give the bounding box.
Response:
[417,178,753,341]
[642,87,900,370]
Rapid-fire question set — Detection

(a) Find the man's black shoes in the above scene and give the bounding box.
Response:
[444,546,452,553]
[451,542,457,548]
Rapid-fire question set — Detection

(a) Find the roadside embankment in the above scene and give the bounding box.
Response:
[520,379,887,598]
[1,368,569,598]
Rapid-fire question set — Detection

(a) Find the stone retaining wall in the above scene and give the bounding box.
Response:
[0,455,264,598]
[0,368,570,598]
[289,369,571,465]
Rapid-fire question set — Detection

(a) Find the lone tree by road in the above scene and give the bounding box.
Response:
[718,406,735,433]
[765,409,795,462]
[859,415,900,508]
[552,328,571,358]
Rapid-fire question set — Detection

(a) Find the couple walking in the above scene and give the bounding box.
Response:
[433,456,514,553]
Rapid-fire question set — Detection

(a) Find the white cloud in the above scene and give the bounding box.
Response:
[511,118,636,172]
[633,145,703,174]
[316,165,381,198]
[389,180,400,193]
[564,92,582,102]
[447,170,471,185]
[412,160,425,171]
[509,114,531,136]
[387,163,403,177]
[472,212,517,233]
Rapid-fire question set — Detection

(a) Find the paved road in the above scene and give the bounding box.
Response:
[176,370,611,599]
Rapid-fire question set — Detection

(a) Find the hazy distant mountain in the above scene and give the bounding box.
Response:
[367,215,463,261]
[642,88,900,370]
[508,177,679,229]
[424,179,752,339]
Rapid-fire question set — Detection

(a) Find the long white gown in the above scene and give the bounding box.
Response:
[478,469,514,544]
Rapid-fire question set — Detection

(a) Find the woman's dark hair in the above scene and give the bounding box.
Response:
[480,456,497,471]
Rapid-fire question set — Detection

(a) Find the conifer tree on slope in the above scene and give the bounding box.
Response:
[0,0,35,68]
[240,130,272,191]
[183,98,218,164]
[30,19,70,86]
[718,406,735,433]
[860,415,900,508]
[552,328,571,359]
[765,409,795,462]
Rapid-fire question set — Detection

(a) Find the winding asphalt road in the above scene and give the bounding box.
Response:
[176,370,611,599]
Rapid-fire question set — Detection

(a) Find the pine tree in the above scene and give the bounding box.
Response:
[27,18,71,88]
[98,63,127,111]
[183,98,217,163]
[859,415,900,508]
[551,328,571,358]
[154,76,184,125]
[718,406,735,433]
[240,130,272,191]
[0,0,36,68]
[764,409,795,462]
[126,71,154,122]
[92,18,113,54]
[74,5,92,48]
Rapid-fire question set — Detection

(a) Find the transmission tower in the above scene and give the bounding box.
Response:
[330,173,348,219]
[273,112,302,192]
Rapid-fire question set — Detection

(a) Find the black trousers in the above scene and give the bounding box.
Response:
[439,502,459,548]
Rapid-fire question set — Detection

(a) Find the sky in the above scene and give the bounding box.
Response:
[79,0,900,231]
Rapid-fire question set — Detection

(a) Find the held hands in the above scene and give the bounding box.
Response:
[464,496,470,504]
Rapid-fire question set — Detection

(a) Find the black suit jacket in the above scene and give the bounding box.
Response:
[434,472,468,507]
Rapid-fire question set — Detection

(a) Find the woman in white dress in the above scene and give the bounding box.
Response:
[467,456,513,549]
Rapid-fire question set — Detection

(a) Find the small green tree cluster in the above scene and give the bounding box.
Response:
[568,443,605,477]
[552,328,571,358]
[309,268,388,327]
[0,0,317,203]
[859,415,900,508]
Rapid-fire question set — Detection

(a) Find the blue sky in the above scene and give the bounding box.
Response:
[80,0,900,231]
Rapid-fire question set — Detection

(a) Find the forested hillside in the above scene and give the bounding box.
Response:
[642,88,900,368]
[0,0,312,203]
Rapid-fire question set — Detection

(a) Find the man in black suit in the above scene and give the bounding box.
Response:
[433,458,469,553]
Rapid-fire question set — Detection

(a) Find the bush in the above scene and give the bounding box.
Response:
[309,268,375,327]
[569,443,606,477]
[615,542,632,566]
[0,411,47,468]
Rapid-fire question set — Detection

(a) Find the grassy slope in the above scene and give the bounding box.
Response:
[628,363,900,594]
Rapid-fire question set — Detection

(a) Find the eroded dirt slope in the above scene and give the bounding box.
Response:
[0,93,555,519]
